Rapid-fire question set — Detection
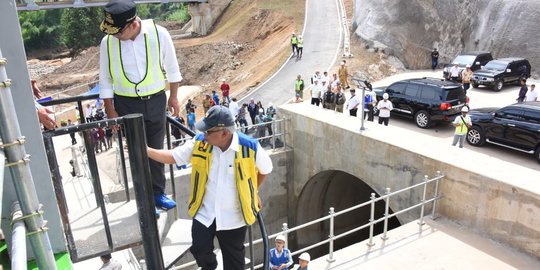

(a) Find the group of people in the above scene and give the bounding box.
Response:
[517,80,538,103]
[298,65,395,126]
[269,235,311,270]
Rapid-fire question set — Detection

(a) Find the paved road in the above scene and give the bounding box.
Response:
[239,0,342,105]
[368,70,540,170]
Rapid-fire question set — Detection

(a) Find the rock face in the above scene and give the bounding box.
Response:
[353,0,540,77]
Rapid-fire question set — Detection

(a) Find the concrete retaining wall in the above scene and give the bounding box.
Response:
[279,102,540,259]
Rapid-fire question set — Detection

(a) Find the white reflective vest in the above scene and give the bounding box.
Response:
[106,19,165,97]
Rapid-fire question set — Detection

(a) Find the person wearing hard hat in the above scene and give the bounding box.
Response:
[452,106,472,148]
[297,252,310,270]
[269,235,293,270]
[376,93,393,126]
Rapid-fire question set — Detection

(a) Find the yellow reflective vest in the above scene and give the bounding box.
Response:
[189,133,260,225]
[106,19,165,97]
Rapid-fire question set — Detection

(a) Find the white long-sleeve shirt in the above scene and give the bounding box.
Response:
[99,20,182,99]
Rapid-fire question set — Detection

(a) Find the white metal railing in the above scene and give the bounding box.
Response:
[169,118,287,150]
[249,172,444,269]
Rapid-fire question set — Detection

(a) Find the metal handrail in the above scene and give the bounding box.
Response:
[250,172,445,269]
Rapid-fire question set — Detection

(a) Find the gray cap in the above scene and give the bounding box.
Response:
[195,106,235,132]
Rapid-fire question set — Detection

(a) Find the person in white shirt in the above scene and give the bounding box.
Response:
[321,71,331,86]
[526,84,538,102]
[228,97,240,120]
[147,106,273,270]
[448,63,460,82]
[347,89,361,116]
[98,0,182,212]
[330,73,340,90]
[309,80,322,106]
[376,93,393,126]
[99,254,122,270]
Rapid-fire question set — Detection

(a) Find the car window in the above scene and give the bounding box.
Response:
[496,109,523,120]
[484,61,507,71]
[388,83,407,94]
[419,86,438,100]
[452,55,476,65]
[522,110,540,124]
[404,84,420,97]
[444,87,465,101]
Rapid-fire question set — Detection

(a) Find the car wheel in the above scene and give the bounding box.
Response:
[493,79,504,92]
[472,82,479,88]
[466,126,485,146]
[535,146,540,164]
[414,110,431,128]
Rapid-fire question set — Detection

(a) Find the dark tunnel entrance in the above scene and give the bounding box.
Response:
[293,170,401,259]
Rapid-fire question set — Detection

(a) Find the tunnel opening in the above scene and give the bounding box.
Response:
[293,170,401,260]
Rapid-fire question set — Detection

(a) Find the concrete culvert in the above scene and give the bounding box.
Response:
[294,170,401,260]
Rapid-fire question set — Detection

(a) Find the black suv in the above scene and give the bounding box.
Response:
[466,102,540,163]
[374,78,468,128]
[443,51,493,79]
[472,58,531,91]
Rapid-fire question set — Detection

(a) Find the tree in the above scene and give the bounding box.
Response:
[60,7,103,54]
[19,10,63,50]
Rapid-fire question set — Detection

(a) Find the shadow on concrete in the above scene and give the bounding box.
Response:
[293,170,401,260]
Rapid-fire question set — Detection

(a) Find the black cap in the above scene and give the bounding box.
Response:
[100,0,137,35]
[195,106,235,132]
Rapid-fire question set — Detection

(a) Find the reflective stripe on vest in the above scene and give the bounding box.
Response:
[297,38,304,48]
[291,36,298,45]
[189,133,260,225]
[107,19,165,97]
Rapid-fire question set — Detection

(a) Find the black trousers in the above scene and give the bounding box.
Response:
[311,97,320,106]
[349,108,357,116]
[363,105,374,121]
[378,116,389,126]
[191,219,247,270]
[114,92,167,195]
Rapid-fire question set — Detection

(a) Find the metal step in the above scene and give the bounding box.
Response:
[69,200,172,261]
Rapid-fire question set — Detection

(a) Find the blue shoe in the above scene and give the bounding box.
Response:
[154,193,176,210]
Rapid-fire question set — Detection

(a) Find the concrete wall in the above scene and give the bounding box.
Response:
[279,102,540,259]
[188,0,232,36]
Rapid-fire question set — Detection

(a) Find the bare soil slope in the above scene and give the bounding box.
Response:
[36,0,305,102]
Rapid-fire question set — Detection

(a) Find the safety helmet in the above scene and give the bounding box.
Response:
[298,252,311,262]
[383,93,389,99]
[461,106,469,112]
[275,234,286,243]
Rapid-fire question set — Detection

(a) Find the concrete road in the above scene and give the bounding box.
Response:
[366,70,540,170]
[238,0,342,105]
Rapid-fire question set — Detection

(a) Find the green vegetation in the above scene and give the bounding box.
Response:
[18,3,190,53]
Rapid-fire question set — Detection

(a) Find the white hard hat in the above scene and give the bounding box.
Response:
[383,93,389,99]
[259,108,264,113]
[461,106,469,112]
[275,234,286,242]
[222,78,226,82]
[465,64,471,68]
[268,102,273,107]
[298,252,311,262]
